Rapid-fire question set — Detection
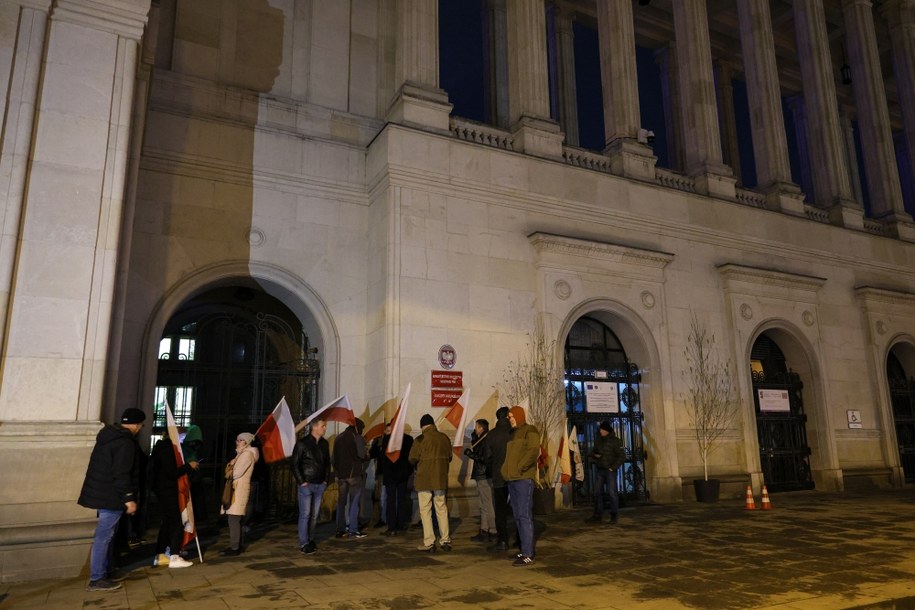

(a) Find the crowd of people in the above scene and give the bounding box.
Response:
[79,404,627,592]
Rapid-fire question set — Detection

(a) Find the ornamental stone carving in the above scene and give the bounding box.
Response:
[641,291,655,309]
[246,227,266,247]
[802,311,815,327]
[740,303,753,320]
[553,279,572,300]
[876,321,887,335]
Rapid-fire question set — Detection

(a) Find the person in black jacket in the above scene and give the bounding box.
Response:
[380,429,413,536]
[150,434,199,568]
[333,418,368,538]
[78,408,146,592]
[485,407,512,551]
[292,419,330,554]
[586,421,627,525]
[464,419,494,542]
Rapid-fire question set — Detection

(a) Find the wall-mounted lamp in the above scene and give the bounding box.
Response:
[637,128,655,145]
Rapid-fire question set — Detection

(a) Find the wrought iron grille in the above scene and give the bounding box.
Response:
[752,368,814,492]
[888,353,915,483]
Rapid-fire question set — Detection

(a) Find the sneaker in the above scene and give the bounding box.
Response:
[153,553,170,567]
[470,530,486,542]
[416,543,436,552]
[220,547,241,557]
[305,541,317,554]
[168,555,193,569]
[335,530,348,539]
[374,520,386,528]
[512,555,535,567]
[349,530,367,539]
[107,569,129,582]
[487,540,508,552]
[440,542,452,552]
[609,515,618,525]
[383,529,398,537]
[585,515,602,523]
[86,578,122,592]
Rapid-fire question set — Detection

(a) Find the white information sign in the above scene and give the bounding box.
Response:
[585,381,620,413]
[847,410,862,429]
[757,389,790,412]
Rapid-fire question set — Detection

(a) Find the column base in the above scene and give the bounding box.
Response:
[691,163,737,200]
[827,198,865,229]
[889,219,915,243]
[604,138,657,181]
[510,115,564,160]
[762,181,806,216]
[385,82,453,134]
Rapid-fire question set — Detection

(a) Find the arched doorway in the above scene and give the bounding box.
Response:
[152,284,320,519]
[750,333,814,492]
[887,343,915,483]
[564,316,649,506]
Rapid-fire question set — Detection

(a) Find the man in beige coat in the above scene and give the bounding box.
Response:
[410,414,452,552]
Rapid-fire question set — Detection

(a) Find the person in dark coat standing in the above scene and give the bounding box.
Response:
[78,408,146,592]
[410,414,453,552]
[150,432,198,568]
[587,420,627,525]
[485,406,512,551]
[333,418,368,538]
[292,419,331,554]
[380,427,413,536]
[464,418,495,542]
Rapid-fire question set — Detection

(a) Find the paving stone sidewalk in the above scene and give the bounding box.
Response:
[4,488,915,609]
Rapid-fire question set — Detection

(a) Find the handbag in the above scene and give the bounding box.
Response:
[221,478,234,510]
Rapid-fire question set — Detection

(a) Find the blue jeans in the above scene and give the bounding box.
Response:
[297,482,327,547]
[335,477,363,533]
[594,468,619,516]
[507,479,534,558]
[90,509,123,581]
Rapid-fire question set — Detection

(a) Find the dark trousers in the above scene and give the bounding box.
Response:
[384,480,409,531]
[594,468,619,516]
[155,494,184,554]
[492,485,511,543]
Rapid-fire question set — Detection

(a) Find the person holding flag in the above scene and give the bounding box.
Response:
[292,419,330,555]
[464,419,495,543]
[150,432,198,568]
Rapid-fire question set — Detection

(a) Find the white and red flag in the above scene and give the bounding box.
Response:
[164,402,197,551]
[296,395,357,433]
[255,397,297,464]
[385,383,412,462]
[557,419,572,485]
[441,388,471,457]
[569,425,585,482]
[363,418,386,444]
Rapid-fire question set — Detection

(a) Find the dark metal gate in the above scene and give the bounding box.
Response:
[887,353,915,483]
[751,335,813,492]
[564,317,649,506]
[155,289,320,521]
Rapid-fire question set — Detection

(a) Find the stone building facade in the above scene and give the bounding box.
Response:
[1,0,914,582]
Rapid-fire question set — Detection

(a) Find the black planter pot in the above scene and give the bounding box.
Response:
[693,479,721,503]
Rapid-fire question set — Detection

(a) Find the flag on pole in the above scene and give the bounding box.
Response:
[443,389,471,457]
[300,394,357,431]
[558,420,572,485]
[569,425,585,482]
[363,419,385,443]
[165,402,196,549]
[385,383,411,462]
[255,397,297,464]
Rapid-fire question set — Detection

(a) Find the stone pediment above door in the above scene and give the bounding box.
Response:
[528,232,674,282]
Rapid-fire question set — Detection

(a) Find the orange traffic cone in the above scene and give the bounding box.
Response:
[761,485,772,510]
[745,485,756,510]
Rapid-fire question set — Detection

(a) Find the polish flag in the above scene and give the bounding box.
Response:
[557,420,572,485]
[569,425,585,482]
[363,419,386,444]
[165,402,196,550]
[255,397,297,464]
[385,383,411,462]
[442,389,471,457]
[296,395,357,433]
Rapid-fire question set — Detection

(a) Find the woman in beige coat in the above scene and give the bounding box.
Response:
[221,432,259,555]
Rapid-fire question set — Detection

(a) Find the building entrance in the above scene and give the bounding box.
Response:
[750,334,814,492]
[564,316,649,506]
[887,350,915,483]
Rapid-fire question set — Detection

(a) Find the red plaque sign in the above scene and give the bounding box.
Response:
[431,370,463,388]
[431,389,463,407]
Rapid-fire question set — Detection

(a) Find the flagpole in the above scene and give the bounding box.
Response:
[194,535,203,563]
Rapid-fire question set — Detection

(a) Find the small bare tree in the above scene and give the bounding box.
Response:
[684,312,738,481]
[498,319,567,487]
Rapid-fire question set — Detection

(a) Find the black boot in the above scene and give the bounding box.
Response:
[470,529,486,542]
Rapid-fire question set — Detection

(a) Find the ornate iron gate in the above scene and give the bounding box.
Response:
[564,317,649,506]
[887,353,915,483]
[155,292,320,520]
[751,335,813,492]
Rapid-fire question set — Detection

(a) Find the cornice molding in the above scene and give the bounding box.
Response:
[717,263,826,292]
[854,285,915,307]
[528,232,675,269]
[50,0,150,41]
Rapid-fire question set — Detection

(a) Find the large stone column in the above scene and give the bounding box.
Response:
[792,0,861,227]
[882,0,915,215]
[655,44,684,171]
[736,0,806,214]
[386,0,452,132]
[483,0,510,128]
[0,0,150,582]
[842,0,911,228]
[598,0,655,179]
[555,6,579,147]
[506,0,563,158]
[671,0,736,198]
[716,62,742,185]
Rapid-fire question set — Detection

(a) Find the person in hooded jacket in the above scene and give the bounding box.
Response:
[78,407,146,592]
[333,418,368,538]
[501,406,540,567]
[586,420,627,525]
[181,424,206,522]
[150,431,199,568]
